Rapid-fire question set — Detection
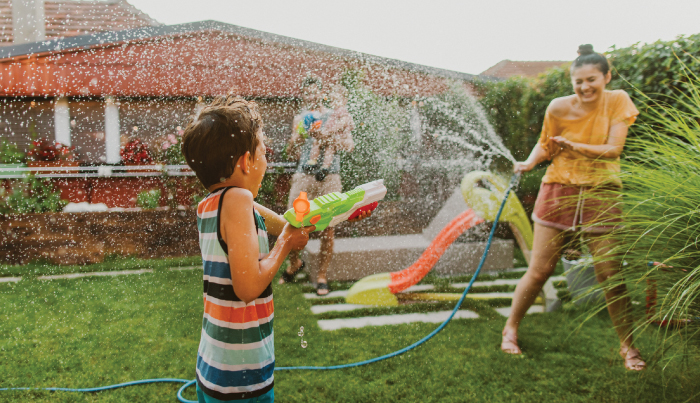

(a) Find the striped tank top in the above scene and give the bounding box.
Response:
[196,187,274,401]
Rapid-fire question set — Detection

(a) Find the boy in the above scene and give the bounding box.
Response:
[182,95,314,402]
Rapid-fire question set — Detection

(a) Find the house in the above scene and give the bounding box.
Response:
[0,19,482,164]
[480,59,568,79]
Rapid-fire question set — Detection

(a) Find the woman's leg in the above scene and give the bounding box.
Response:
[502,223,564,353]
[587,235,645,370]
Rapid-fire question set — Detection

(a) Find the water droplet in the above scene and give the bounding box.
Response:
[300,340,307,348]
[297,326,304,337]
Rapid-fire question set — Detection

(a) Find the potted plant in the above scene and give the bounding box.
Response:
[26,139,79,174]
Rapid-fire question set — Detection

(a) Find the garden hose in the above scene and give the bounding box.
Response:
[1,173,521,403]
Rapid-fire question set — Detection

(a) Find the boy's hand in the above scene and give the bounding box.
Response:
[279,223,315,251]
[348,210,372,222]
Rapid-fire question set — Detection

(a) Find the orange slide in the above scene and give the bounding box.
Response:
[346,209,484,306]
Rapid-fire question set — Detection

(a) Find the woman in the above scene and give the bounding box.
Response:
[501,44,645,371]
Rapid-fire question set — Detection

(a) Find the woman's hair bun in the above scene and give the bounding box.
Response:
[578,44,594,56]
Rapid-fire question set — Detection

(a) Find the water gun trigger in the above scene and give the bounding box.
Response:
[293,192,310,222]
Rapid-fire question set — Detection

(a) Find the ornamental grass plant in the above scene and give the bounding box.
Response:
[588,64,700,370]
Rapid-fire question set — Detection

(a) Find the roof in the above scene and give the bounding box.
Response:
[0,0,160,46]
[0,20,492,98]
[480,60,568,79]
[0,20,484,83]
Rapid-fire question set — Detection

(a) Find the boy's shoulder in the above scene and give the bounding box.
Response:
[220,187,254,216]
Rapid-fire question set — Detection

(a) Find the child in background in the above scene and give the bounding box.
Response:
[182,95,314,402]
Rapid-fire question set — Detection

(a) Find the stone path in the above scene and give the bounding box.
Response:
[304,272,569,331]
[317,310,479,331]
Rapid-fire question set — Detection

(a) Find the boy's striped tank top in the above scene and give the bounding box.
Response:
[196,187,273,401]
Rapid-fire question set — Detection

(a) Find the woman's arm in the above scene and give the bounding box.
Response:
[514,143,550,173]
[551,121,629,159]
[253,202,287,237]
[222,189,312,303]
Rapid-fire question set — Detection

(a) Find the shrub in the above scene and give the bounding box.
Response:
[121,139,153,164]
[0,175,67,214]
[26,138,76,162]
[136,189,161,210]
[0,140,24,164]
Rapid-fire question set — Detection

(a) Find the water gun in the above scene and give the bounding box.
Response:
[284,180,387,232]
[295,112,322,139]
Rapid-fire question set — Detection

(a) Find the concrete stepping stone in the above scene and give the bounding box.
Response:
[453,279,521,288]
[317,310,479,331]
[38,269,154,280]
[168,266,201,271]
[310,304,374,314]
[0,276,21,283]
[303,284,435,300]
[494,305,543,317]
[454,275,566,289]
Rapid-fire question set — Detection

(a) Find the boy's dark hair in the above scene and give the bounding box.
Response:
[571,44,610,76]
[182,96,262,188]
[301,75,323,90]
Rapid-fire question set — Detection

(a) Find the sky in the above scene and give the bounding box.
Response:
[128,0,700,75]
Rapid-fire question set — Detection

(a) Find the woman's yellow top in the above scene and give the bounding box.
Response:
[539,90,639,187]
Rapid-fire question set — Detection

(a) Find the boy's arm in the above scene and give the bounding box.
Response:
[222,189,312,303]
[253,202,286,236]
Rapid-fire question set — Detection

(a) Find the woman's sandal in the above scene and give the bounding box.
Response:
[620,347,646,371]
[279,261,305,284]
[500,329,522,355]
[315,281,330,296]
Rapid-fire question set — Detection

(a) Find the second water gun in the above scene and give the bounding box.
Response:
[284,180,387,232]
[295,112,322,139]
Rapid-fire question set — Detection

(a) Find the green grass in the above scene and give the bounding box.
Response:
[1,265,699,402]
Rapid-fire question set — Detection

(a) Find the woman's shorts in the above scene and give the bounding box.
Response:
[532,182,621,233]
[287,173,342,210]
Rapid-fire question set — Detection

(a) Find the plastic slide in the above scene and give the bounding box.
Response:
[346,171,533,306]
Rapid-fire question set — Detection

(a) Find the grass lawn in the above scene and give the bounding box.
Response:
[1,264,699,402]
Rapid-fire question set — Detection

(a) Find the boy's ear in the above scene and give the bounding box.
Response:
[236,151,251,174]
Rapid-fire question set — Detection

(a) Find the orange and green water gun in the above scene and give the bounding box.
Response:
[284,180,387,232]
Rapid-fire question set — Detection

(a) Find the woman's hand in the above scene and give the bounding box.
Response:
[551,136,575,151]
[513,161,533,173]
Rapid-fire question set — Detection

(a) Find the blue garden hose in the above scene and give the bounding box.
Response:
[1,174,521,403]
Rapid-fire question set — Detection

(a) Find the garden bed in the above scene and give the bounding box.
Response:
[0,209,199,265]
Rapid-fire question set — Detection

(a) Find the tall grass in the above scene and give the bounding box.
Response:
[592,65,700,367]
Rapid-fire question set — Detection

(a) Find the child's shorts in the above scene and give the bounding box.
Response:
[287,172,342,210]
[532,182,621,233]
[196,383,274,403]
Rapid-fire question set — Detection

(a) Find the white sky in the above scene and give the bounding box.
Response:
[128,0,700,75]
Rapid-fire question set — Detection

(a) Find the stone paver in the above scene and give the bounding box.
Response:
[494,305,543,317]
[310,304,374,314]
[38,269,154,280]
[317,310,479,331]
[303,284,435,300]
